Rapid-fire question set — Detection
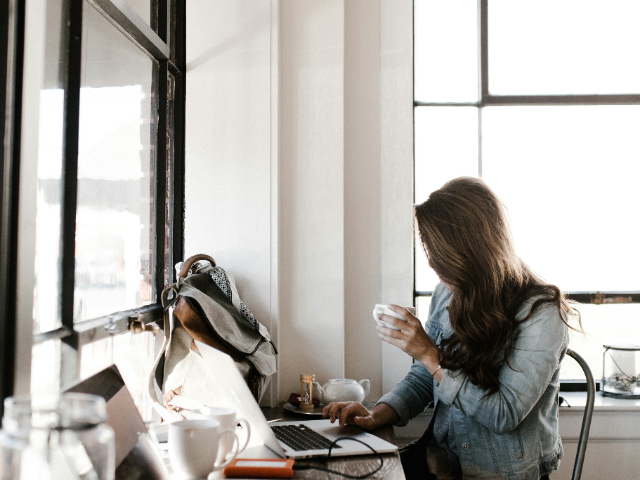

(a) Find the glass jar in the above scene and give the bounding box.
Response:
[0,429,51,480]
[602,344,640,399]
[2,393,115,480]
[0,430,25,479]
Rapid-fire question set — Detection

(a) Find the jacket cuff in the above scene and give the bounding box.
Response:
[375,392,412,427]
[435,369,464,406]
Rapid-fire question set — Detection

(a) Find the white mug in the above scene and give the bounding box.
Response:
[169,419,238,479]
[192,407,251,464]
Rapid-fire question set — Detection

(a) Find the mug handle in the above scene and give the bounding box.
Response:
[213,429,239,470]
[236,418,251,453]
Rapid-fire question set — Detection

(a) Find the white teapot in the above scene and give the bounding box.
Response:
[313,378,371,404]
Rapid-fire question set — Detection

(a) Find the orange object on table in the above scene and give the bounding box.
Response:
[223,458,295,478]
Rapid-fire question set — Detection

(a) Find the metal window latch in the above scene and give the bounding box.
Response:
[590,292,633,304]
[105,314,120,335]
[129,317,160,335]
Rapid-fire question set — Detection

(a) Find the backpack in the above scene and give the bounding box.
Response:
[148,254,277,420]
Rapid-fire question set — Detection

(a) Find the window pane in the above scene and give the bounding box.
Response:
[75,3,156,322]
[31,340,61,396]
[482,106,640,292]
[80,331,158,421]
[489,0,640,95]
[414,0,478,103]
[33,0,65,334]
[125,0,152,27]
[416,296,431,330]
[414,107,478,291]
[560,304,640,381]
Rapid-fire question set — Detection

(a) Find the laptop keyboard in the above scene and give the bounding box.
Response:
[271,424,342,452]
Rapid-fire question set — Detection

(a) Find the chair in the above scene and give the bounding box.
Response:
[564,349,595,480]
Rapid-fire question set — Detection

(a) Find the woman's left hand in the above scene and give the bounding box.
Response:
[376,305,441,378]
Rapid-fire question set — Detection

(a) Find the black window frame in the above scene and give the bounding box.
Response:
[1,0,26,418]
[413,2,640,322]
[1,0,186,414]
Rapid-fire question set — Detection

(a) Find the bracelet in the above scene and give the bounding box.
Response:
[431,365,442,376]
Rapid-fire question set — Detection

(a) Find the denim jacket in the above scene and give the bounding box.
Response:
[378,283,569,479]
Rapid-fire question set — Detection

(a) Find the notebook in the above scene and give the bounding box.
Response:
[194,340,399,459]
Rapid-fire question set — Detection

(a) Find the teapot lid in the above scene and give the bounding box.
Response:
[328,378,357,384]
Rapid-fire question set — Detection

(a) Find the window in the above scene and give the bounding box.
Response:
[414,0,640,381]
[2,0,184,419]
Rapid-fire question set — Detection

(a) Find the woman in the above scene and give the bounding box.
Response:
[323,177,581,480]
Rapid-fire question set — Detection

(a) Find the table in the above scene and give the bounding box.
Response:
[163,405,407,479]
[259,405,406,480]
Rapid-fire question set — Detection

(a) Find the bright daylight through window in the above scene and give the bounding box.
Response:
[27,0,184,421]
[414,0,640,381]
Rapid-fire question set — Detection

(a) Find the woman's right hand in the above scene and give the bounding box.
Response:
[322,402,377,431]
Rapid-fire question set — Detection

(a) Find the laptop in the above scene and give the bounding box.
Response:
[66,365,171,479]
[193,340,399,459]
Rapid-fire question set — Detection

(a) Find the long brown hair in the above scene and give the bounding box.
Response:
[414,177,581,393]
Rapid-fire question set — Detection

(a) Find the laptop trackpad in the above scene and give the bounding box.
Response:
[316,424,363,437]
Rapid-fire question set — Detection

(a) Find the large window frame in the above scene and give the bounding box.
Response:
[1,0,185,414]
[414,2,640,328]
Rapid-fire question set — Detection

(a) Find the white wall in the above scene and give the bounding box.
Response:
[379,0,415,394]
[185,0,415,405]
[343,0,383,399]
[184,0,277,404]
[279,0,347,398]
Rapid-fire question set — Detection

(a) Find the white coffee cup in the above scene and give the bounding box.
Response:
[169,419,238,479]
[191,407,251,464]
[373,304,416,330]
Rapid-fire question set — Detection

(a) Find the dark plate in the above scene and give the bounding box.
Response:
[282,402,325,417]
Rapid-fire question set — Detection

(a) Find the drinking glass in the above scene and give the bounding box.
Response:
[2,393,115,480]
[0,430,51,480]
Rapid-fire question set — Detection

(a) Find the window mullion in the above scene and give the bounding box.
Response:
[477,107,483,177]
[171,79,185,276]
[59,0,84,388]
[1,0,26,415]
[154,60,168,298]
[169,0,186,270]
[156,0,167,43]
[484,94,640,106]
[479,0,488,101]
[478,0,486,179]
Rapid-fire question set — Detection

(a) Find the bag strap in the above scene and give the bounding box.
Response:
[148,257,217,422]
[147,283,184,423]
[177,254,216,279]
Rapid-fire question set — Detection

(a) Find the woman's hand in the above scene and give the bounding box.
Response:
[377,305,443,381]
[322,402,376,430]
[322,402,400,431]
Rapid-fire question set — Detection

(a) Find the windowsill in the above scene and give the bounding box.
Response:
[559,391,640,411]
[407,391,640,414]
[393,391,640,447]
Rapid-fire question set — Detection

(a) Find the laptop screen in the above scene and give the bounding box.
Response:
[66,365,147,467]
[65,365,169,479]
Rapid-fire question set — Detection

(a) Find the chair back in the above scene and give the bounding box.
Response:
[565,349,595,480]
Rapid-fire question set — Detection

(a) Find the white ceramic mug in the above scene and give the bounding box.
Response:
[192,407,251,464]
[169,419,238,479]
